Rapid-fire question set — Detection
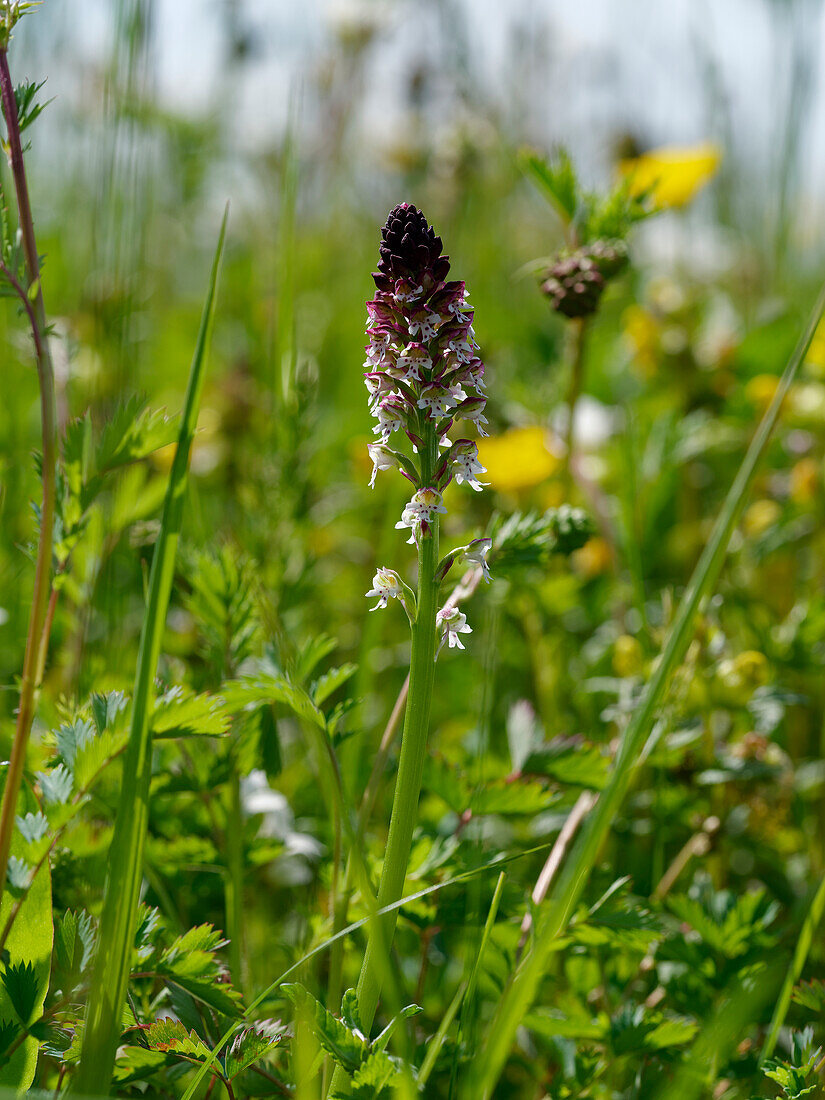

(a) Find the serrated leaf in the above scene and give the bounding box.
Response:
[157,924,243,1017]
[222,672,326,730]
[522,738,610,790]
[15,812,48,847]
[151,686,229,738]
[340,989,362,1035]
[36,764,73,805]
[311,663,357,707]
[295,634,338,682]
[0,1019,22,1061]
[54,718,96,771]
[90,691,129,736]
[350,1046,401,1091]
[54,910,96,995]
[0,870,54,1088]
[283,983,367,1071]
[0,962,39,1026]
[519,147,579,224]
[112,1045,169,1084]
[224,1020,283,1079]
[792,979,825,1013]
[145,1018,210,1061]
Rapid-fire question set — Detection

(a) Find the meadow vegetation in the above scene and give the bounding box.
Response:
[1,3,825,1097]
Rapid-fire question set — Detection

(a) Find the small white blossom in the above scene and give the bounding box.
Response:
[373,398,405,442]
[436,606,472,656]
[417,384,456,419]
[365,567,405,611]
[463,538,492,582]
[397,345,432,382]
[407,307,441,340]
[452,442,488,491]
[395,487,447,544]
[367,443,400,488]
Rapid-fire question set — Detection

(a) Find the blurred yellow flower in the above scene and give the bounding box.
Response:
[622,304,660,376]
[572,536,612,578]
[613,634,644,678]
[744,373,782,413]
[477,426,560,492]
[743,499,781,537]
[805,317,825,377]
[790,457,819,503]
[619,142,721,209]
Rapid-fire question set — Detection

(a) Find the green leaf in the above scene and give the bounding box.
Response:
[223,1020,283,1080]
[311,663,357,707]
[151,686,229,738]
[518,146,579,224]
[0,827,52,1090]
[76,209,229,1096]
[54,910,96,996]
[283,983,367,1072]
[0,962,39,1026]
[145,1018,210,1061]
[36,764,72,805]
[350,1047,402,1091]
[792,978,825,1013]
[522,738,610,790]
[112,1045,168,1085]
[156,924,243,1017]
[371,1004,421,1053]
[340,989,363,1035]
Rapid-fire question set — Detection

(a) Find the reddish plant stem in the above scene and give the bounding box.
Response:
[0,47,58,898]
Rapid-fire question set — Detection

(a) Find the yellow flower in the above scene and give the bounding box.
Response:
[743,499,781,538]
[476,426,560,492]
[613,634,644,678]
[572,536,612,578]
[622,304,660,376]
[805,317,825,377]
[619,142,721,209]
[790,457,819,503]
[744,374,782,414]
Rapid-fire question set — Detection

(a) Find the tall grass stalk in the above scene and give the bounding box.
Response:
[75,209,228,1095]
[473,280,825,1098]
[760,869,825,1063]
[0,42,58,899]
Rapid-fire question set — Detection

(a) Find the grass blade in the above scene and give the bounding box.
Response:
[473,280,825,1098]
[760,869,825,1063]
[74,207,229,1096]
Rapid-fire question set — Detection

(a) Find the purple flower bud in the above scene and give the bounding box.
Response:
[373,203,451,295]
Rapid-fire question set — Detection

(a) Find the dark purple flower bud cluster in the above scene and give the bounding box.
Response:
[365,204,488,544]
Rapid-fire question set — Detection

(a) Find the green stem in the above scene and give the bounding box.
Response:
[760,870,825,1065]
[329,424,440,1100]
[225,757,246,998]
[563,317,587,493]
[0,46,58,900]
[356,447,439,1030]
[75,210,227,1096]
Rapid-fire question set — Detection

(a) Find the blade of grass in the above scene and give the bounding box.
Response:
[653,960,783,1100]
[473,279,825,1099]
[760,869,825,1064]
[74,207,229,1096]
[180,845,544,1100]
